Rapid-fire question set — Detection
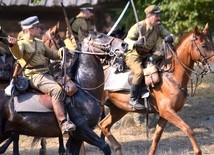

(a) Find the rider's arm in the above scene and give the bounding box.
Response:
[8,37,24,60]
[124,23,139,50]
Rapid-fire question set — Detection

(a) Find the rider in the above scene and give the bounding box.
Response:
[124,5,174,110]
[68,3,95,48]
[7,16,76,135]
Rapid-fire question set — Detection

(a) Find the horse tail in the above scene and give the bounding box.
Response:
[31,137,42,148]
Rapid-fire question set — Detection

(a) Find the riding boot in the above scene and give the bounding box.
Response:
[129,84,145,110]
[52,99,76,135]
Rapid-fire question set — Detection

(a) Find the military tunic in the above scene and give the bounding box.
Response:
[124,18,171,85]
[9,35,64,101]
[70,17,88,43]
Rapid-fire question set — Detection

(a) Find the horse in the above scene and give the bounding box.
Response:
[0,30,128,155]
[0,23,66,155]
[98,23,214,155]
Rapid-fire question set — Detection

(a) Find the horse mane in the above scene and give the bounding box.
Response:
[175,31,193,49]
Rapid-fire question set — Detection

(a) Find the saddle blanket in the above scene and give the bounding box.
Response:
[104,67,131,91]
[14,92,53,113]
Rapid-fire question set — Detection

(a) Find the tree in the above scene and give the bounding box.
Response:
[117,0,214,37]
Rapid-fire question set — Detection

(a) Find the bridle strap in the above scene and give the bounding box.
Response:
[165,34,210,96]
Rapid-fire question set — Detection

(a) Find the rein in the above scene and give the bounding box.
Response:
[165,34,211,96]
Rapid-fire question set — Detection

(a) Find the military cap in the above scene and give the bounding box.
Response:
[20,16,40,30]
[80,3,93,11]
[144,5,161,15]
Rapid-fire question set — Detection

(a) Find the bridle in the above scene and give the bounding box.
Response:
[165,33,212,96]
[73,35,125,91]
[190,34,212,73]
[74,35,123,57]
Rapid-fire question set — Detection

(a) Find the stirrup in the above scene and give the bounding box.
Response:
[129,98,145,110]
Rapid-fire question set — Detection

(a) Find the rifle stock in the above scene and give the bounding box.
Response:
[61,2,77,45]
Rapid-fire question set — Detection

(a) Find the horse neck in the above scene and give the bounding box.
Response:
[172,36,195,87]
[75,53,104,100]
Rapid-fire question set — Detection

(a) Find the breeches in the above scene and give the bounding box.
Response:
[125,55,144,85]
[29,73,65,101]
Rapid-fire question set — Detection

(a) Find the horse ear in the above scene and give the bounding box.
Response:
[194,26,200,36]
[202,23,208,35]
[56,22,60,29]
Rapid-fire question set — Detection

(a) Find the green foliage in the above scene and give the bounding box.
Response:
[114,0,214,37]
[31,0,41,5]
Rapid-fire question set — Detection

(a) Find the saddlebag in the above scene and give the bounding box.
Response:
[143,63,160,87]
[57,75,77,96]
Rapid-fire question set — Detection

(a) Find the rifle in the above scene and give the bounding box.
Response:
[61,2,77,47]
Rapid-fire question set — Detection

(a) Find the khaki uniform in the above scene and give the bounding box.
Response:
[9,35,64,101]
[124,18,170,85]
[70,17,88,43]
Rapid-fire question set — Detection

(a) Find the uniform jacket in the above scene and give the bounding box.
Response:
[70,17,88,42]
[124,18,170,57]
[9,35,61,78]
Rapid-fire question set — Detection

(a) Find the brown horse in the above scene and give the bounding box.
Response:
[98,24,214,155]
[42,22,65,50]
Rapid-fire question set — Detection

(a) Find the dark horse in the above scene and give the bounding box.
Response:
[98,24,214,155]
[0,31,128,155]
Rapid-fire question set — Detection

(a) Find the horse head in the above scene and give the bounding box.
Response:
[81,31,127,59]
[42,22,65,50]
[176,23,214,74]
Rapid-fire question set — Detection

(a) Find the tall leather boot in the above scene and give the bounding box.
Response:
[52,99,76,135]
[129,84,145,110]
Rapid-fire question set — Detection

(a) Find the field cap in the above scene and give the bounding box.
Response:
[80,3,93,11]
[20,16,40,30]
[144,5,161,15]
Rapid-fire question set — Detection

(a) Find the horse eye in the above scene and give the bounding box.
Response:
[97,34,103,38]
[201,44,206,48]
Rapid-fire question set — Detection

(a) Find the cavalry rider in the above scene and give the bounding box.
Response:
[7,16,76,135]
[69,3,94,48]
[124,5,174,110]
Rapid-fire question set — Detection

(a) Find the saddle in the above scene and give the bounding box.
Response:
[13,91,53,113]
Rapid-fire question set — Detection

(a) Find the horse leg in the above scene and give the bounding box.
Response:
[98,100,128,155]
[66,137,83,155]
[148,117,167,155]
[12,133,20,155]
[77,122,111,155]
[58,136,66,155]
[39,136,65,155]
[39,138,47,155]
[153,107,201,155]
[0,137,13,153]
[0,137,13,154]
[0,132,19,155]
[100,108,106,140]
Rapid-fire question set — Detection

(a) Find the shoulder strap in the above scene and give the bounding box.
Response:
[18,39,37,75]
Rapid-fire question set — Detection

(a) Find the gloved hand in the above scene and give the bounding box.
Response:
[164,34,174,43]
[134,37,145,49]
